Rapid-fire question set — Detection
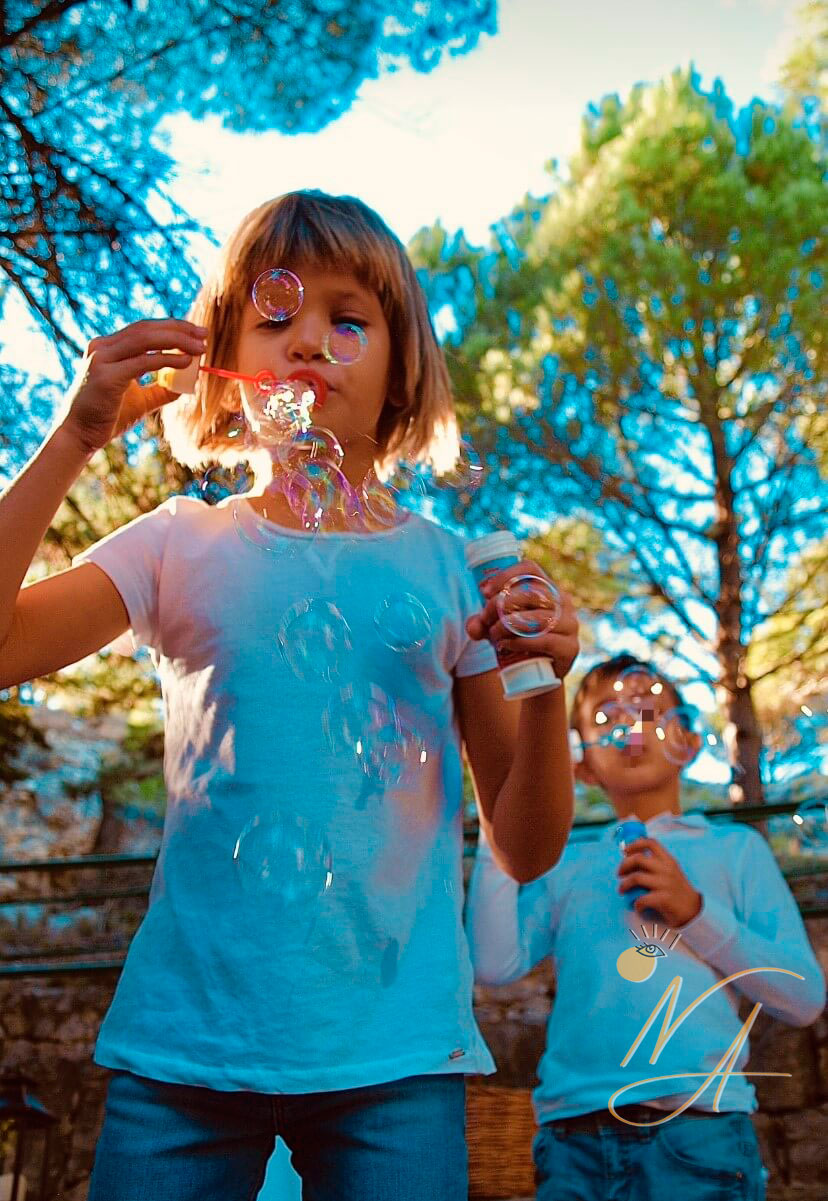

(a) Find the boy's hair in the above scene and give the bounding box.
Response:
[161,190,458,475]
[571,653,686,734]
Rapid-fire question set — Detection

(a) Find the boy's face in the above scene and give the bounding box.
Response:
[234,263,392,456]
[575,674,699,796]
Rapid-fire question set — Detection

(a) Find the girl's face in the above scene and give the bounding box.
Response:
[233,263,392,460]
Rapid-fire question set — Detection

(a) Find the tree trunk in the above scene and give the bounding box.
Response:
[705,394,766,806]
[716,676,766,806]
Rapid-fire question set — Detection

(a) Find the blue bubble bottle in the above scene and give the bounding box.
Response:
[615,817,648,906]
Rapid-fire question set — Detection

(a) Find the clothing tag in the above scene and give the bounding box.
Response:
[449,1048,466,1060]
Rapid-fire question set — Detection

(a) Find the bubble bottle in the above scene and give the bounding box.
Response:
[614,817,648,906]
[464,531,561,701]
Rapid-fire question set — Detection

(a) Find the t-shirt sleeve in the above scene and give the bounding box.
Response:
[71,498,179,655]
[452,547,498,679]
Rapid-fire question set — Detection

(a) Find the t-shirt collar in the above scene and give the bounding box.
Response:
[601,810,710,840]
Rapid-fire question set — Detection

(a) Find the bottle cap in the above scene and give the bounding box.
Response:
[464,531,521,572]
[614,818,648,848]
[157,358,201,395]
[499,657,561,701]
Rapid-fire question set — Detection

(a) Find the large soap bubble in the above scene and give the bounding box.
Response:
[496,574,562,637]
[233,812,332,905]
[322,681,398,759]
[277,599,353,683]
[374,593,432,653]
[251,268,304,321]
[323,322,367,365]
[655,705,701,766]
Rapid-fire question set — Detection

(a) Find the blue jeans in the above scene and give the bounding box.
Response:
[534,1111,766,1201]
[88,1069,467,1201]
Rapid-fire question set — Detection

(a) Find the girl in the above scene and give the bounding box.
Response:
[0,190,578,1201]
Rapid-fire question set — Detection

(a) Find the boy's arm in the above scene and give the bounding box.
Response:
[464,825,558,985]
[668,832,824,1025]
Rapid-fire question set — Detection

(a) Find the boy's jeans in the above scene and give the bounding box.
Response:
[534,1109,766,1201]
[87,1068,467,1201]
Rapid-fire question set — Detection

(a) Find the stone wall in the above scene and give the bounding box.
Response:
[2,921,825,1200]
[1,707,826,1199]
[0,705,159,1200]
[0,977,115,1201]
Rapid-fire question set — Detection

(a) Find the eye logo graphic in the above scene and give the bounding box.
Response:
[616,923,682,983]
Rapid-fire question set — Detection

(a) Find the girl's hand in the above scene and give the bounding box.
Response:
[465,559,580,680]
[58,318,208,455]
[618,838,703,926]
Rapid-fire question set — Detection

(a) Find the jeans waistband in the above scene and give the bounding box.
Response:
[544,1104,724,1134]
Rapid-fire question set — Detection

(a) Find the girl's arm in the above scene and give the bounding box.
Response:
[0,422,131,688]
[0,318,204,688]
[456,669,574,883]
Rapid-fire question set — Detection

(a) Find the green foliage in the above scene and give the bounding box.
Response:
[97,718,166,817]
[748,538,828,710]
[414,68,828,801]
[779,0,828,109]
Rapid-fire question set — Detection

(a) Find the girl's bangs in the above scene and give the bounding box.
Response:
[234,195,400,307]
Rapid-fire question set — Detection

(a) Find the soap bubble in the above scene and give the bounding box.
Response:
[251,268,304,321]
[323,681,398,755]
[357,715,429,787]
[277,599,353,683]
[374,593,432,652]
[284,461,353,534]
[791,800,828,853]
[359,468,419,530]
[656,706,701,766]
[246,380,313,444]
[276,426,344,471]
[370,461,425,518]
[225,410,249,444]
[322,681,428,787]
[432,440,485,492]
[234,812,332,905]
[323,322,367,365]
[613,666,664,703]
[496,575,562,636]
[593,701,640,747]
[231,497,315,560]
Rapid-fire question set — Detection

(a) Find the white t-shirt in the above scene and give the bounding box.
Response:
[75,494,498,1091]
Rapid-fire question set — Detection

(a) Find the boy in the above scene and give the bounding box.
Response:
[466,654,825,1201]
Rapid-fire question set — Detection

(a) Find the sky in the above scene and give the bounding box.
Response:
[2,0,804,376]
[161,0,803,249]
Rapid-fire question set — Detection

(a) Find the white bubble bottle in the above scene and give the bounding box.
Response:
[464,531,561,701]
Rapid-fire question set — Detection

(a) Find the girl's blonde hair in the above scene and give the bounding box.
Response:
[161,190,458,475]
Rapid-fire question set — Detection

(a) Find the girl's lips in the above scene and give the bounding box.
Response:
[287,369,328,405]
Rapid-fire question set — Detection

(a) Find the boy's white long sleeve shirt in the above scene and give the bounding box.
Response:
[465,811,825,1124]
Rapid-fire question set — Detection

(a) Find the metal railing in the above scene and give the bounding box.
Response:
[0,801,826,977]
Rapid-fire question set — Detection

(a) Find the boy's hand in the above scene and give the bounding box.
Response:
[618,837,702,927]
[58,318,208,455]
[465,559,580,680]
